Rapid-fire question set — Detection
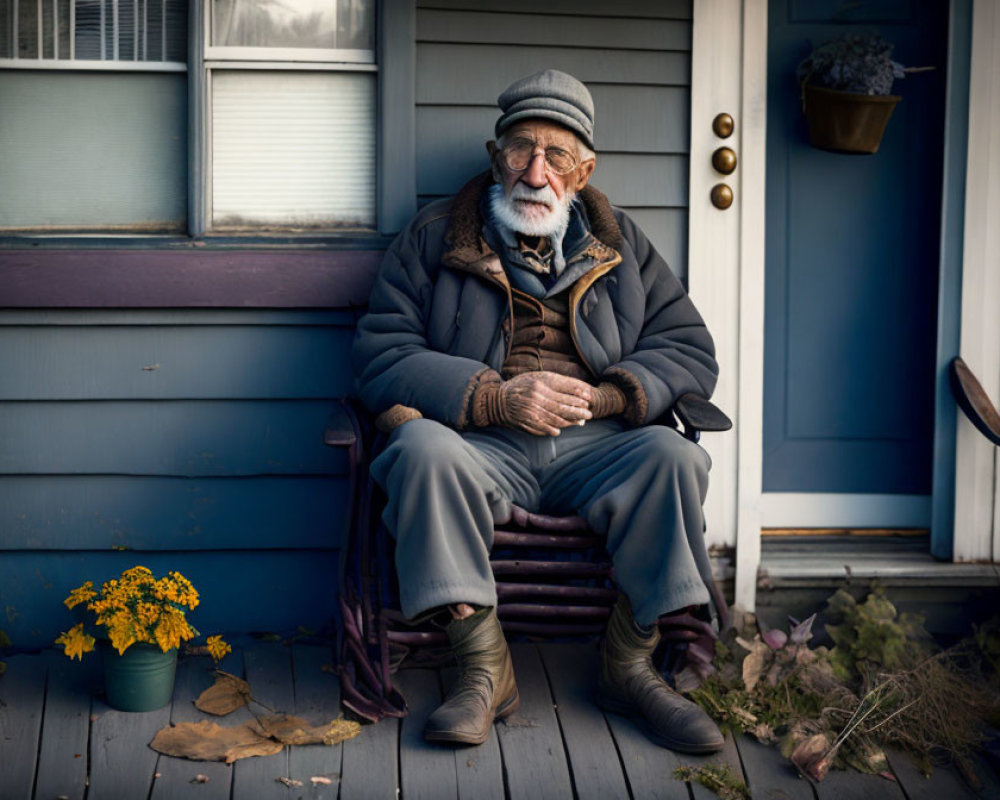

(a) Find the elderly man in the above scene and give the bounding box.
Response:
[352,70,723,754]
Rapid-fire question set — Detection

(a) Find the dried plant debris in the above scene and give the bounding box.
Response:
[153,670,362,762]
[194,671,253,716]
[249,714,362,747]
[151,720,284,763]
[673,764,750,800]
[151,716,360,763]
[690,584,1000,782]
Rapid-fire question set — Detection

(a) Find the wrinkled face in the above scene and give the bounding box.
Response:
[488,120,596,231]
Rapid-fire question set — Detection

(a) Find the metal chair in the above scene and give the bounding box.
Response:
[326,394,732,722]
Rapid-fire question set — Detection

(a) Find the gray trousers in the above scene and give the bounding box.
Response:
[370,418,713,627]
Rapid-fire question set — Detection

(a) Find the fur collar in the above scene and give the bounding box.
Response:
[443,171,624,268]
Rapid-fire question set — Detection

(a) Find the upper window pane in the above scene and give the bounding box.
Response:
[0,0,186,64]
[210,0,372,52]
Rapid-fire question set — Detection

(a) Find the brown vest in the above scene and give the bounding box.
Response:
[502,288,592,382]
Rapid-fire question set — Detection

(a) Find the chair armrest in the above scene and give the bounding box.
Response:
[323,399,359,448]
[673,393,733,435]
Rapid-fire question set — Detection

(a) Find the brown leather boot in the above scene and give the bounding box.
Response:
[597,595,724,754]
[424,606,520,745]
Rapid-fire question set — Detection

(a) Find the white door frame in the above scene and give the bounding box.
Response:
[688,0,768,611]
[692,0,1000,612]
[954,0,1000,564]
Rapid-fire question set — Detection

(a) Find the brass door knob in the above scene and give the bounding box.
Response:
[711,183,733,210]
[713,113,734,138]
[712,147,737,175]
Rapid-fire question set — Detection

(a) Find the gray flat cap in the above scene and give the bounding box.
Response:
[495,69,595,149]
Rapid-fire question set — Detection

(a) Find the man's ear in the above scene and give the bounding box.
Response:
[486,140,502,182]
[573,158,597,192]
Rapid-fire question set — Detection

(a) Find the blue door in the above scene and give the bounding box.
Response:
[763,0,949,508]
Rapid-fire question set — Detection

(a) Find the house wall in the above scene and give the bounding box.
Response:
[0,308,355,646]
[0,1,696,648]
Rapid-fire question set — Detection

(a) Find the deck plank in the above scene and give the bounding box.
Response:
[684,732,748,800]
[886,748,980,800]
[734,734,817,800]
[495,643,573,800]
[813,766,906,800]
[34,651,100,800]
[339,710,400,799]
[288,644,343,797]
[440,664,506,800]
[603,704,690,799]
[149,653,238,800]
[539,642,631,800]
[0,654,47,799]
[397,668,459,800]
[230,644,295,799]
[88,687,172,799]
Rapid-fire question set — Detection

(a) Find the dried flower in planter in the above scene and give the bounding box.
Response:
[796,34,905,97]
[55,566,229,660]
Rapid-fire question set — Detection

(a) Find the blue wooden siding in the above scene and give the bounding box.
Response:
[0,310,354,647]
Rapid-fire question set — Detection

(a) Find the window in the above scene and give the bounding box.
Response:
[0,0,186,65]
[0,0,382,235]
[203,0,375,231]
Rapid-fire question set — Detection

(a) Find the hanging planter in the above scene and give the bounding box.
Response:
[102,641,178,712]
[802,85,901,154]
[796,34,930,155]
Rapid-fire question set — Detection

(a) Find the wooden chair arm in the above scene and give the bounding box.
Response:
[323,399,359,448]
[673,393,733,436]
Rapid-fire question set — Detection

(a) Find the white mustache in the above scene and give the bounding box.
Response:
[509,183,558,209]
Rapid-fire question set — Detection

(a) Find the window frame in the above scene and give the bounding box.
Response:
[0,0,415,242]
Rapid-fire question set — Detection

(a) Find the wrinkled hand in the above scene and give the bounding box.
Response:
[501,372,594,435]
[475,371,593,436]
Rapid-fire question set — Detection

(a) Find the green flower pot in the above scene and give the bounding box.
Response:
[101,642,178,712]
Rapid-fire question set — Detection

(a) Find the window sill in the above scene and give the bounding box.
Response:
[0,239,391,309]
[0,232,395,251]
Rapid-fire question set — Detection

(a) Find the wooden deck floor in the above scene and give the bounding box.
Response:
[2,641,997,800]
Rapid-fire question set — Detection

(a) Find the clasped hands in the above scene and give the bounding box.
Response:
[474,371,626,437]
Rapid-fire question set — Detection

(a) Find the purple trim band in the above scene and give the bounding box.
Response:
[0,249,383,308]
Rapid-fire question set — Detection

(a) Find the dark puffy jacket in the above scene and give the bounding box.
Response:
[352,174,718,429]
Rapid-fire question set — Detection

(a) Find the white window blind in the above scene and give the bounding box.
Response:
[211,69,375,229]
[0,0,186,64]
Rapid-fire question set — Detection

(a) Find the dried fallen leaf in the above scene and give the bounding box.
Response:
[739,636,772,692]
[277,777,304,788]
[191,774,210,784]
[249,714,361,746]
[310,776,333,785]
[791,733,834,782]
[150,720,284,763]
[195,671,252,716]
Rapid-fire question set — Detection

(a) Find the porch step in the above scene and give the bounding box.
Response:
[755,545,1000,638]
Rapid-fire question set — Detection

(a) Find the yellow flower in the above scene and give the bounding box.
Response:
[205,635,232,663]
[56,623,96,660]
[153,606,195,653]
[64,581,97,610]
[136,602,161,628]
[106,609,139,655]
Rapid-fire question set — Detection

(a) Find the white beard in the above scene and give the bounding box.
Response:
[488,182,572,239]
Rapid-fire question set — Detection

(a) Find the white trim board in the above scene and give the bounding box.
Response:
[954,0,1000,563]
[761,494,932,529]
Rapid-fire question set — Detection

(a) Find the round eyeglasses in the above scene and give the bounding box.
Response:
[499,139,581,176]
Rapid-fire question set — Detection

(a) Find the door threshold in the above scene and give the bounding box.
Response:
[759,550,1000,589]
